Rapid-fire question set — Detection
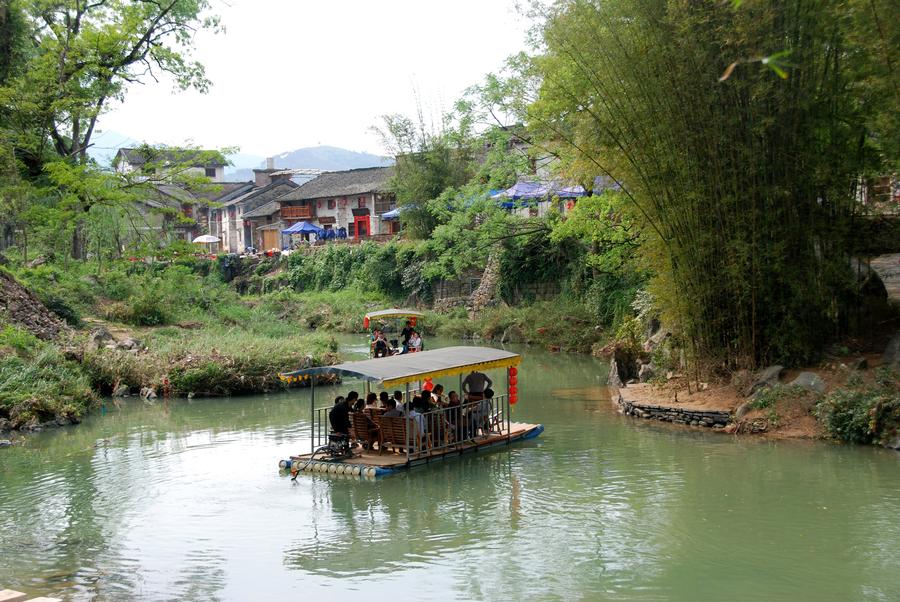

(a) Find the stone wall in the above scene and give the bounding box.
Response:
[616,391,731,429]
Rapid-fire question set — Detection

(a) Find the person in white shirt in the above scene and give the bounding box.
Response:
[408,331,422,352]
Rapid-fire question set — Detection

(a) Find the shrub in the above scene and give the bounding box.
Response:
[816,370,900,445]
[0,327,96,427]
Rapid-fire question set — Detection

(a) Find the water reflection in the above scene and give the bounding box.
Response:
[1,338,898,601]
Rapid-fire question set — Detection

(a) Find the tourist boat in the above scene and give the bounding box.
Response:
[363,307,425,356]
[278,346,544,478]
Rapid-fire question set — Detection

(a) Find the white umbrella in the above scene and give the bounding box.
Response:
[192,234,220,255]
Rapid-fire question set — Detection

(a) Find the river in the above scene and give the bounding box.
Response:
[1,336,898,601]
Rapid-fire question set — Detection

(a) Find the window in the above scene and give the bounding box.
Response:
[375,194,395,215]
[205,167,217,178]
[358,197,367,209]
[327,199,336,210]
[348,222,356,237]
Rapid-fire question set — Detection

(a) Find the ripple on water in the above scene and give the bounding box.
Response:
[2,340,900,601]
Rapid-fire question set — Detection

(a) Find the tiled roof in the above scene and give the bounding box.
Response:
[242,200,280,219]
[277,166,394,201]
[222,180,298,210]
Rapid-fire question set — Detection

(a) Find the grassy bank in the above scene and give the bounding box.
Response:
[0,325,96,430]
[83,328,337,397]
[0,259,343,430]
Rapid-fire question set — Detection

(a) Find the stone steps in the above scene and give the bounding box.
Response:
[616,393,732,428]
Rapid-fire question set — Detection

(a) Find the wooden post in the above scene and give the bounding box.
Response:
[405,382,411,464]
[310,376,316,453]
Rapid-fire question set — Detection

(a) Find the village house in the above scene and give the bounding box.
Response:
[264,166,397,243]
[210,166,300,254]
[112,147,247,244]
[113,147,228,182]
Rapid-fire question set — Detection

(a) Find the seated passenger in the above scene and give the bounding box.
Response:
[382,398,402,417]
[346,390,363,413]
[373,330,389,358]
[447,391,463,441]
[365,392,378,409]
[408,331,422,352]
[379,391,390,408]
[329,396,351,435]
[432,384,445,406]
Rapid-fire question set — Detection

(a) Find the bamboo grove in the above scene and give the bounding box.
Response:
[522,0,898,370]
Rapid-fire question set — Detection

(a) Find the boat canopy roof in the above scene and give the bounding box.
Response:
[280,346,520,388]
[364,308,425,320]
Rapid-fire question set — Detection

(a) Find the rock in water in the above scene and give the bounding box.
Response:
[608,357,624,387]
[746,365,784,396]
[789,372,827,394]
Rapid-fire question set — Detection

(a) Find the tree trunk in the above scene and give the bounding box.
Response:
[71,217,87,260]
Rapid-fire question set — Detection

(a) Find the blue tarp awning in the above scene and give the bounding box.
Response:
[381,207,402,220]
[282,221,325,235]
[491,180,587,201]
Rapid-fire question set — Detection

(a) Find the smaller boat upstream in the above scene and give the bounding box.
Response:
[278,346,544,478]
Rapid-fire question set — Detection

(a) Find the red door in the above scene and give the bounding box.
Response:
[353,215,370,238]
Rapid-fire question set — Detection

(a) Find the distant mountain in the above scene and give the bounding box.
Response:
[88,130,141,167]
[225,145,391,180]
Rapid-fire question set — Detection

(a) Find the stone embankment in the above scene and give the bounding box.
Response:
[616,392,731,429]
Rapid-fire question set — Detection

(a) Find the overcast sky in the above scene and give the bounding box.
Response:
[94,0,529,160]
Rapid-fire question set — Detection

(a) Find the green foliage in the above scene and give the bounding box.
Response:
[750,385,807,410]
[0,325,95,427]
[816,369,900,445]
[519,0,896,369]
[374,110,477,239]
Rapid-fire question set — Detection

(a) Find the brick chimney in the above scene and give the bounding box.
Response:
[254,157,277,187]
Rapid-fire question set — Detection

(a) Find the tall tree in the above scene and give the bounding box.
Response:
[1,0,220,257]
[523,0,897,369]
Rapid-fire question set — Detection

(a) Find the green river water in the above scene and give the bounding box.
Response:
[1,337,898,601]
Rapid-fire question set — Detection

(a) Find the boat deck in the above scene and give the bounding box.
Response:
[282,421,543,477]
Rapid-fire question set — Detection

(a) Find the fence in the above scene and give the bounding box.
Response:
[311,394,512,461]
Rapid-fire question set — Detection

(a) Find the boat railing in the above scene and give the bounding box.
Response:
[311,393,511,458]
[311,388,426,451]
[414,394,511,457]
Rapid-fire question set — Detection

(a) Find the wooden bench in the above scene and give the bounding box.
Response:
[349,411,381,450]
[377,415,422,455]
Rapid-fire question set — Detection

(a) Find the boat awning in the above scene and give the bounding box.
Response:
[280,346,520,388]
[364,308,425,320]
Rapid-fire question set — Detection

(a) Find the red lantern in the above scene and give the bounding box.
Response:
[509,367,518,377]
[509,375,517,386]
[363,316,370,329]
[423,377,434,391]
[410,317,417,327]
[509,385,518,395]
[510,394,518,405]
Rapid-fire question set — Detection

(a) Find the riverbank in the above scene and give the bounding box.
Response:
[613,354,900,449]
[0,264,340,432]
